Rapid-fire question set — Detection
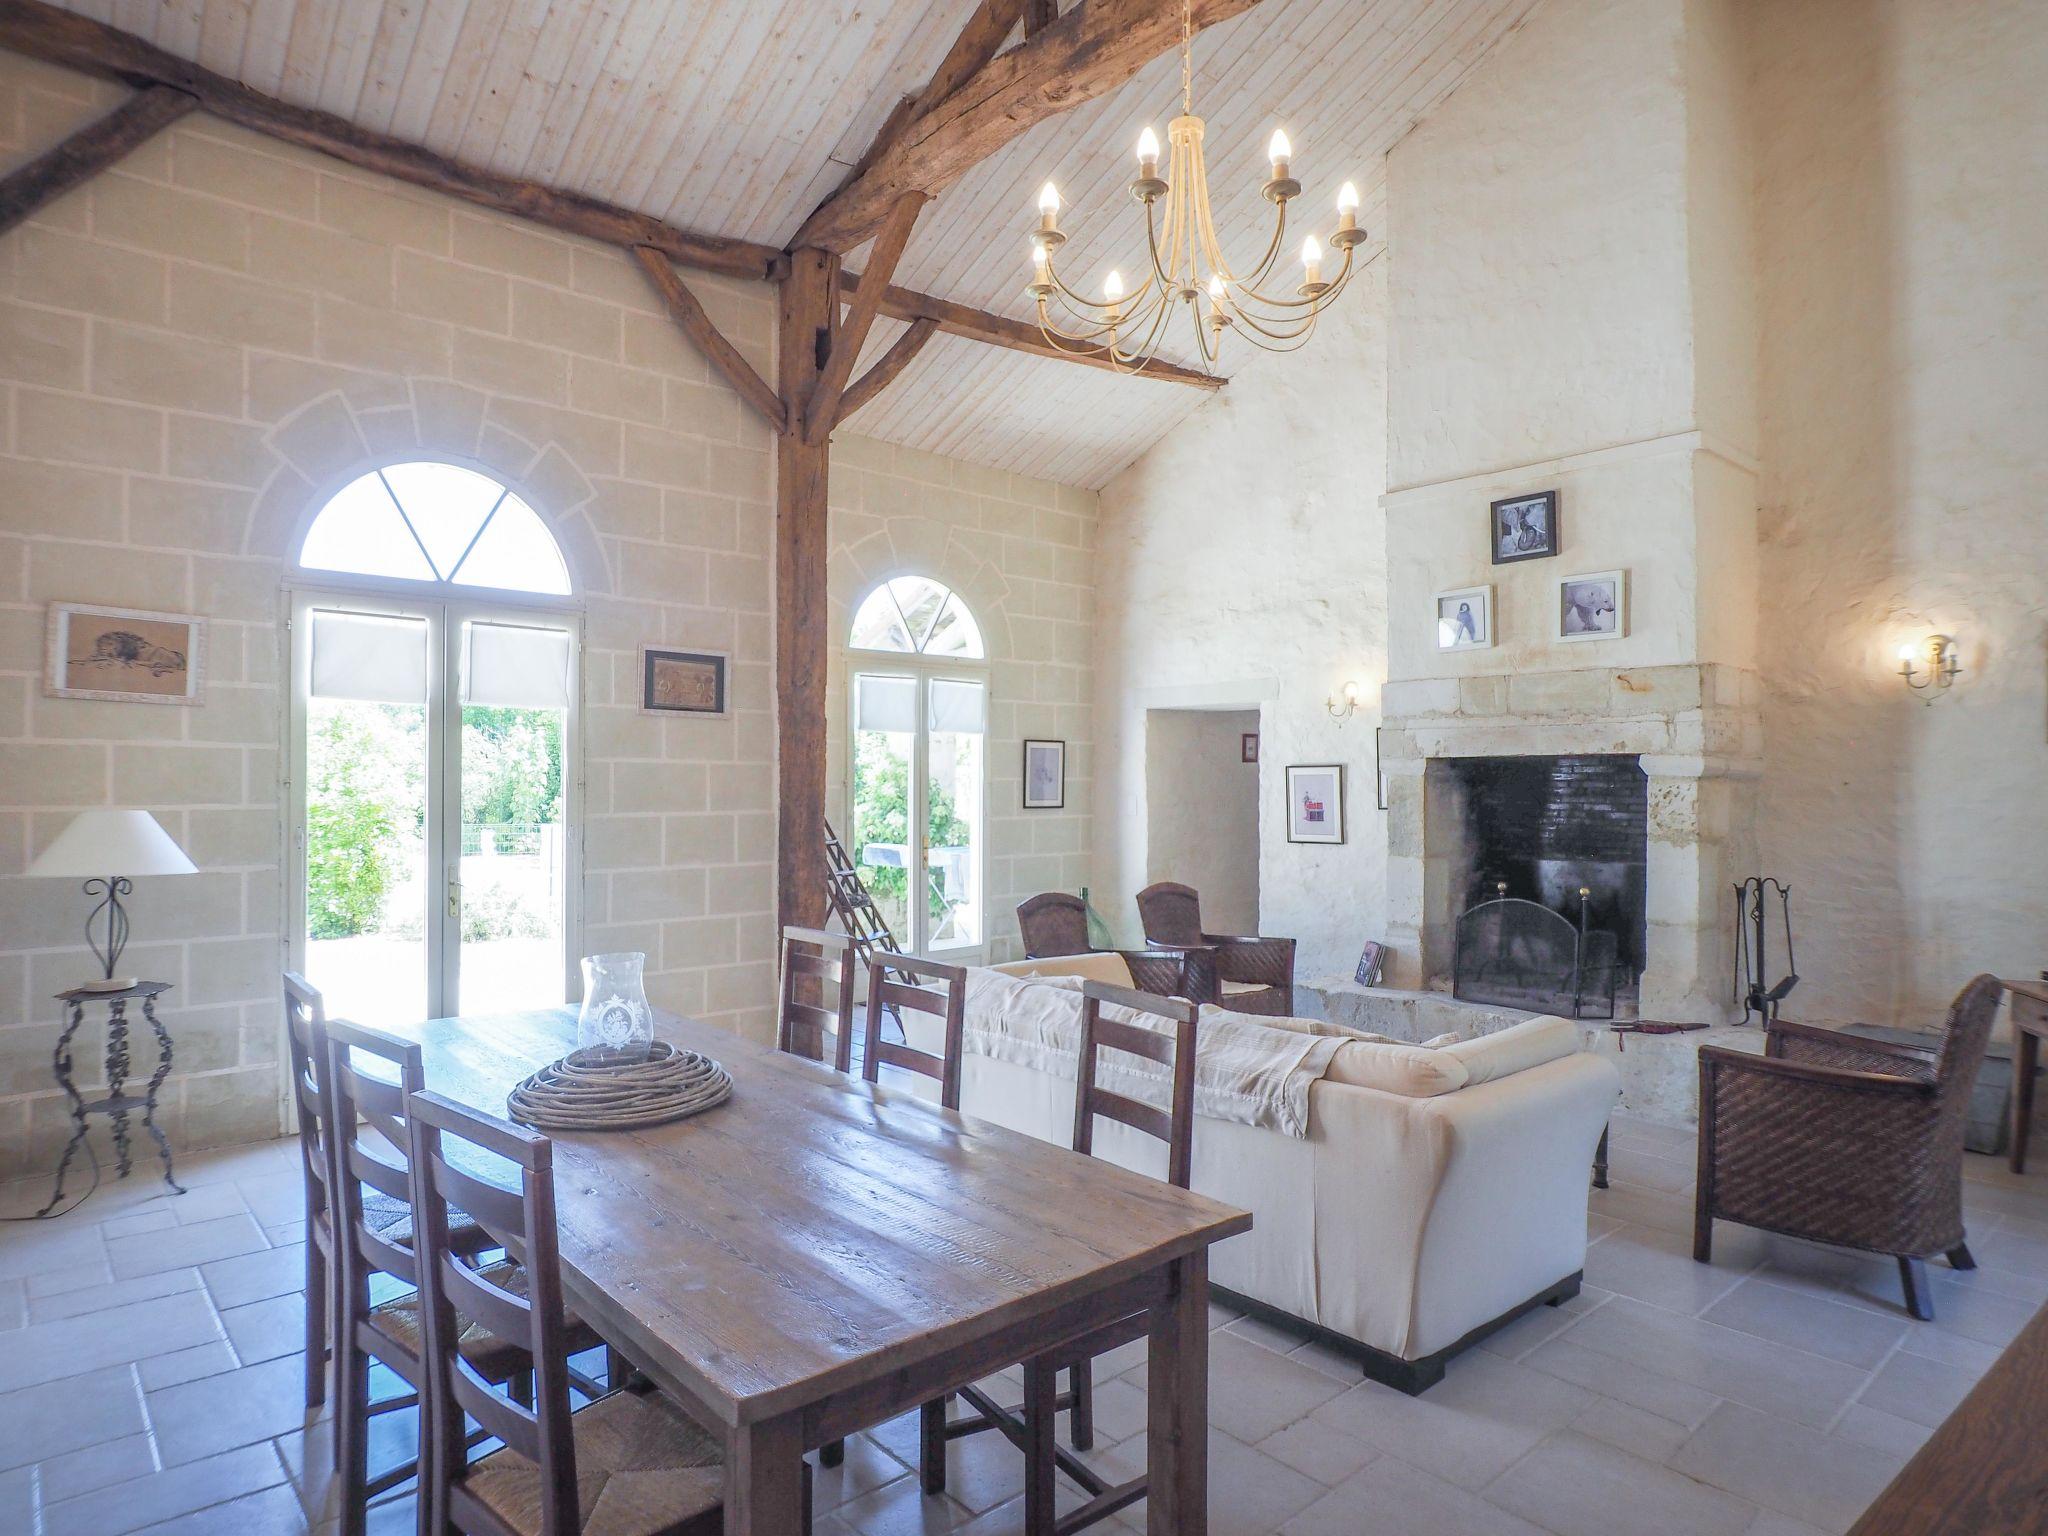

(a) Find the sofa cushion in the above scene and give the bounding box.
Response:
[1440,1015,1581,1086]
[988,952,1135,987]
[1322,1040,1469,1098]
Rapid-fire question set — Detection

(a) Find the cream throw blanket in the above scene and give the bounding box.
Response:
[961,969,1344,1138]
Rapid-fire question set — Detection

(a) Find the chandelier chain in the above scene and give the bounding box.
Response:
[1181,0,1193,115]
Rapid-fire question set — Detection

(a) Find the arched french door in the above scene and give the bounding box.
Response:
[846,576,988,961]
[287,461,581,1025]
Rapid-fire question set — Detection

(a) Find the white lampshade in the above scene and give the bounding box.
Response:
[29,810,197,879]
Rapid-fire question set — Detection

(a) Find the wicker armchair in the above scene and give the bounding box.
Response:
[1016,892,1092,958]
[1694,974,2004,1320]
[1012,893,1221,1006]
[1135,880,1296,1016]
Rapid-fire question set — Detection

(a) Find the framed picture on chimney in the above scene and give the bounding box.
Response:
[1285,764,1345,844]
[1557,569,1628,642]
[1491,490,1559,563]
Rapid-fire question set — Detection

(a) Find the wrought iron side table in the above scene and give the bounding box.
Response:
[41,979,184,1216]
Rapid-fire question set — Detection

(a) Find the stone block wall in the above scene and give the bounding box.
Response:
[824,434,1097,963]
[0,55,1097,1176]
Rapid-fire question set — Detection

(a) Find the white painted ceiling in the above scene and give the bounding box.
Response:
[57,0,1540,488]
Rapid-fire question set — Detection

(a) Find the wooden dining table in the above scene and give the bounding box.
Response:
[390,1006,1253,1535]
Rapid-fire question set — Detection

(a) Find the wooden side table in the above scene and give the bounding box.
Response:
[2005,978,2048,1175]
[40,979,184,1216]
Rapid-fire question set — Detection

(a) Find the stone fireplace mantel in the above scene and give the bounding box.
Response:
[1380,661,1761,1025]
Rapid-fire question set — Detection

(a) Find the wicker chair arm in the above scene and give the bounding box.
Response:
[1766,1019,1937,1075]
[1202,934,1296,988]
[1121,946,1220,1006]
[1700,1043,1934,1098]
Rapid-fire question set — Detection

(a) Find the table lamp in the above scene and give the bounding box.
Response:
[28,809,197,992]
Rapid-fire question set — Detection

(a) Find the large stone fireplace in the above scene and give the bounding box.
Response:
[1380,661,1761,1026]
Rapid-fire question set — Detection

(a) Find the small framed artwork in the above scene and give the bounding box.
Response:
[1354,941,1388,987]
[46,603,205,705]
[1435,585,1494,651]
[640,646,729,717]
[1023,738,1066,809]
[1285,764,1345,844]
[1241,732,1259,764]
[1492,490,1559,564]
[1557,570,1628,642]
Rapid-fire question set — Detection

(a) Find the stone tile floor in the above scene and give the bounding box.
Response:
[2,1113,2044,1535]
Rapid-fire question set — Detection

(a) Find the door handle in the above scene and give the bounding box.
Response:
[447,880,461,919]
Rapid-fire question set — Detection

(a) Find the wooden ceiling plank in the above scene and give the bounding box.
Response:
[0,0,784,280]
[792,0,1265,253]
[804,190,926,443]
[839,267,1222,390]
[836,317,939,427]
[632,245,788,433]
[0,82,196,238]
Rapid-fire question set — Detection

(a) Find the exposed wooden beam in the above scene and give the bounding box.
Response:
[836,318,939,427]
[632,247,786,432]
[1025,0,1061,38]
[837,3,1029,199]
[802,192,924,444]
[0,83,194,237]
[0,0,782,280]
[775,249,838,938]
[912,0,1035,123]
[793,0,1264,253]
[839,269,1223,390]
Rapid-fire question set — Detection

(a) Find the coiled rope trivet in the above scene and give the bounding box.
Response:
[506,1041,732,1131]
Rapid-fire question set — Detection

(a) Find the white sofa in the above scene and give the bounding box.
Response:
[904,952,1620,1392]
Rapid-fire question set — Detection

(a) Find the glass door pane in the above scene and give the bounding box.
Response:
[925,678,984,954]
[302,609,431,1027]
[850,672,917,948]
[454,619,571,1015]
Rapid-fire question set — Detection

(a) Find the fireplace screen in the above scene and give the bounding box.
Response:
[1452,894,1619,1020]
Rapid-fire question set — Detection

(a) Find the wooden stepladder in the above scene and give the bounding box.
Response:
[822,820,914,1041]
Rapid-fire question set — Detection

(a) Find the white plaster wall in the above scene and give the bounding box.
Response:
[1385,446,1720,682]
[1747,0,2048,1027]
[1092,263,1388,977]
[1385,0,1695,493]
[1144,709,1260,936]
[1382,0,1759,687]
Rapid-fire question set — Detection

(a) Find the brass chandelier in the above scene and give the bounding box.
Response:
[1025,0,1367,373]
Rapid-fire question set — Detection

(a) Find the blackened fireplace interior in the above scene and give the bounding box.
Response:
[1438,754,1647,1013]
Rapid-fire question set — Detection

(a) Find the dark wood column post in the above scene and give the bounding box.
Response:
[775,247,839,936]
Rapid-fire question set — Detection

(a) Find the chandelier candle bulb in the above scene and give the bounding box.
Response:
[1133,125,1167,201]
[1300,235,1325,293]
[1268,128,1291,177]
[1036,180,1063,246]
[1333,180,1366,248]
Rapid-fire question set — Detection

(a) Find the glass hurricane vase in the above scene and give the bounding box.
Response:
[576,952,654,1059]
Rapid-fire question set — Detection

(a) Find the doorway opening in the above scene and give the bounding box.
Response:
[1144,708,1262,934]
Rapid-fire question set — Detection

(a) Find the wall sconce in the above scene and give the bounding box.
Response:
[1897,634,1962,702]
[1327,680,1361,721]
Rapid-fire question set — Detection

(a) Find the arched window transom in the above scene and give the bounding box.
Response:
[299,462,570,596]
[849,576,983,659]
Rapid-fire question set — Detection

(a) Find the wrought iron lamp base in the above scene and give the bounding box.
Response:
[38,979,183,1217]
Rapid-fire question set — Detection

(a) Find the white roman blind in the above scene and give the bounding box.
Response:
[854,674,917,734]
[310,610,428,703]
[928,678,986,734]
[463,621,572,709]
